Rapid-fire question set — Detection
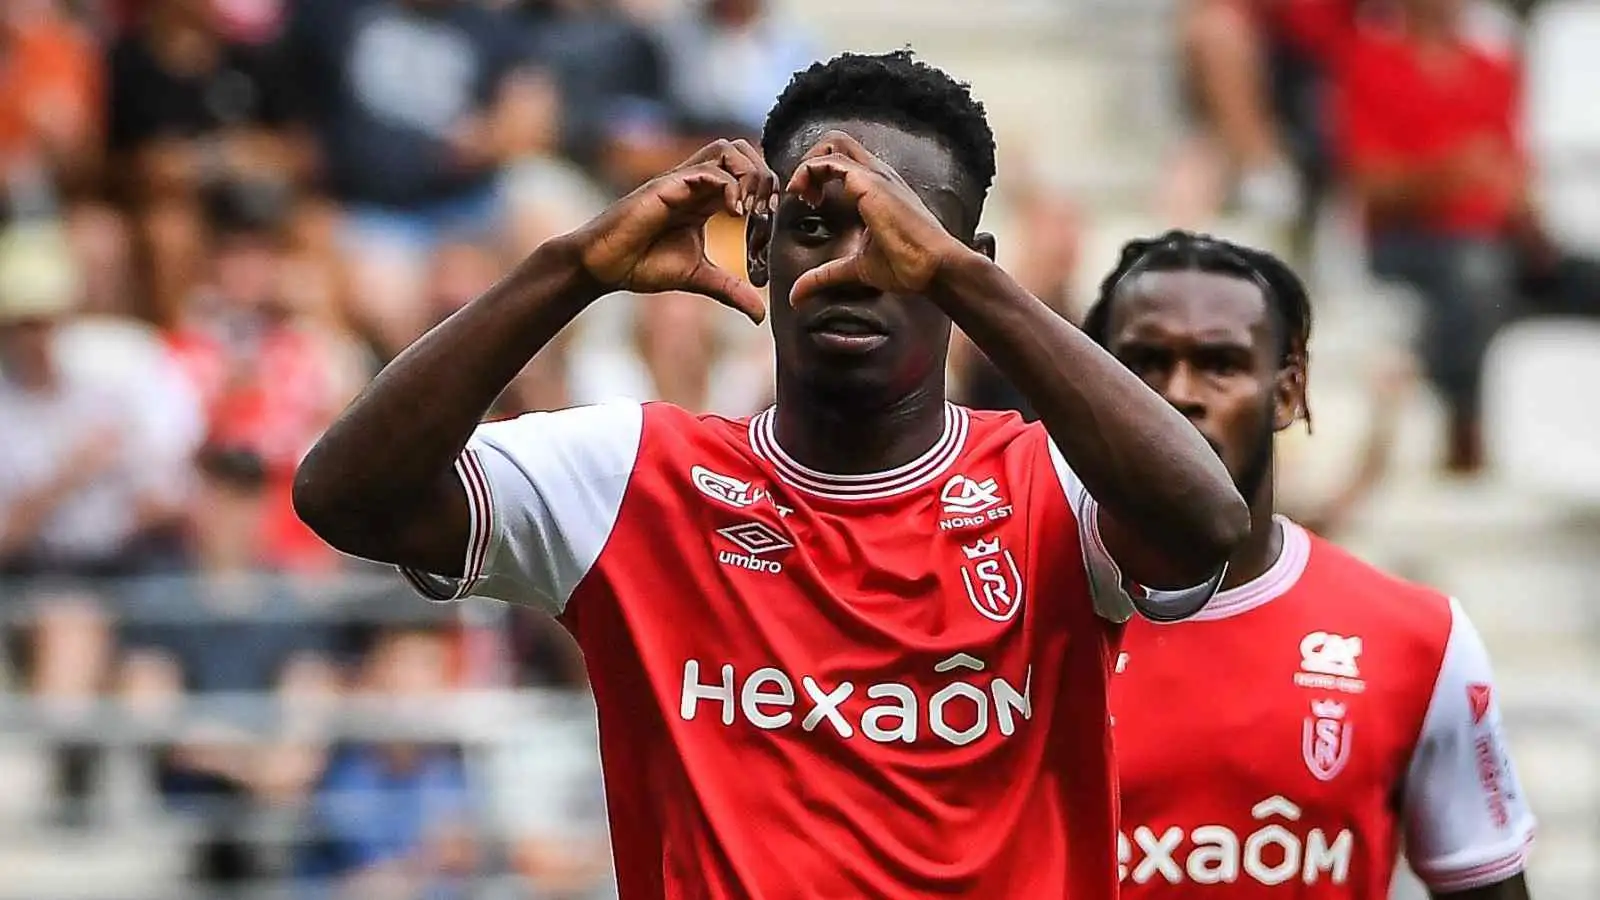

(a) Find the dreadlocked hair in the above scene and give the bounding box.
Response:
[761,50,996,214]
[1082,229,1313,427]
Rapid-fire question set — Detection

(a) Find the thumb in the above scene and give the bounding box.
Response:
[787,255,861,308]
[685,259,767,324]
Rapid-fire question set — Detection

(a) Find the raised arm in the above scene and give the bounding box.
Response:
[293,140,776,574]
[785,132,1248,596]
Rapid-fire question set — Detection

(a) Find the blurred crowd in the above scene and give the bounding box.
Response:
[1,0,1596,896]
[0,0,823,895]
[1167,0,1599,472]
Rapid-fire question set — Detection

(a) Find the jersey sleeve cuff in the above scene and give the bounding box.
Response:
[397,448,494,603]
[1412,831,1535,894]
[1082,500,1224,623]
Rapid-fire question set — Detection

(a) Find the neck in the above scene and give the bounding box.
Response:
[1220,472,1282,592]
[771,378,947,475]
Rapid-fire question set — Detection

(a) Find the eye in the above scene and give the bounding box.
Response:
[1196,349,1251,377]
[792,215,832,242]
[1118,349,1167,376]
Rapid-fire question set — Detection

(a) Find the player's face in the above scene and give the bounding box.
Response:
[752,119,989,407]
[1103,270,1303,503]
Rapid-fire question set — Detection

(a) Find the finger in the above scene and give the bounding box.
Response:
[800,130,878,167]
[660,164,742,218]
[676,141,748,214]
[785,155,871,208]
[685,259,767,324]
[682,139,736,168]
[787,255,863,308]
[724,138,778,214]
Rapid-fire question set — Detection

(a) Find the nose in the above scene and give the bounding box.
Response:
[1160,361,1207,422]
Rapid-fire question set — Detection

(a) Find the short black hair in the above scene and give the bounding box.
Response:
[1083,229,1312,366]
[761,50,997,214]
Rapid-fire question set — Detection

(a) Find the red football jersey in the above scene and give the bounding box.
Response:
[403,401,1218,899]
[1111,518,1536,897]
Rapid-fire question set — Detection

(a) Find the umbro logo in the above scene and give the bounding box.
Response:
[717,522,792,556]
[938,474,1012,531]
[716,521,792,574]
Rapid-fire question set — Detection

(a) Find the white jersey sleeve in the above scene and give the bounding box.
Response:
[1402,597,1536,893]
[1047,440,1224,624]
[398,401,643,615]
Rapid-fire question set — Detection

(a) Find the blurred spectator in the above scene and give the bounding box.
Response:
[1334,0,1600,473]
[288,0,554,358]
[108,0,307,323]
[507,0,682,189]
[568,287,769,415]
[119,446,340,888]
[297,625,478,900]
[0,220,200,826]
[656,0,816,142]
[0,221,198,577]
[954,185,1083,419]
[1165,0,1361,231]
[1280,351,1414,537]
[0,0,104,213]
[166,184,368,571]
[480,696,613,899]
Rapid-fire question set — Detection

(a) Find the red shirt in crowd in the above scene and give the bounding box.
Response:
[1335,21,1525,235]
[168,322,346,571]
[1263,0,1363,63]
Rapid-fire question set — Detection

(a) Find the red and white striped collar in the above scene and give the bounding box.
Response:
[748,402,970,501]
[1186,516,1312,621]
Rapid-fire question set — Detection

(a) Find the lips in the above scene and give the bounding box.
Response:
[804,307,888,337]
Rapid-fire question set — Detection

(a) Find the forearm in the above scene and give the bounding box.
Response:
[0,475,90,557]
[294,239,598,536]
[932,252,1247,579]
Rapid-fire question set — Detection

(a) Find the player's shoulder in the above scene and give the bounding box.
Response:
[958,406,1049,456]
[1297,524,1455,647]
[639,400,758,447]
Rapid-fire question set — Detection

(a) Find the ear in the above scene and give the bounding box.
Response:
[972,232,997,261]
[1272,351,1308,432]
[746,212,772,289]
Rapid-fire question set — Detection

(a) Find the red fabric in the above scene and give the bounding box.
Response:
[168,323,343,571]
[1265,0,1363,63]
[1114,528,1455,896]
[1335,24,1524,234]
[550,405,1125,899]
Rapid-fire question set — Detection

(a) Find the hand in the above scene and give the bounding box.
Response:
[569,139,776,323]
[784,131,974,306]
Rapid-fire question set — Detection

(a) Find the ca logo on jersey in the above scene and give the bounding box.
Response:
[959,538,1024,622]
[1302,699,1353,781]
[1294,632,1366,693]
[938,474,1012,531]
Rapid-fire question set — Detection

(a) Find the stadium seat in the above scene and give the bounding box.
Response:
[1482,318,1600,506]
[1525,1,1600,252]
